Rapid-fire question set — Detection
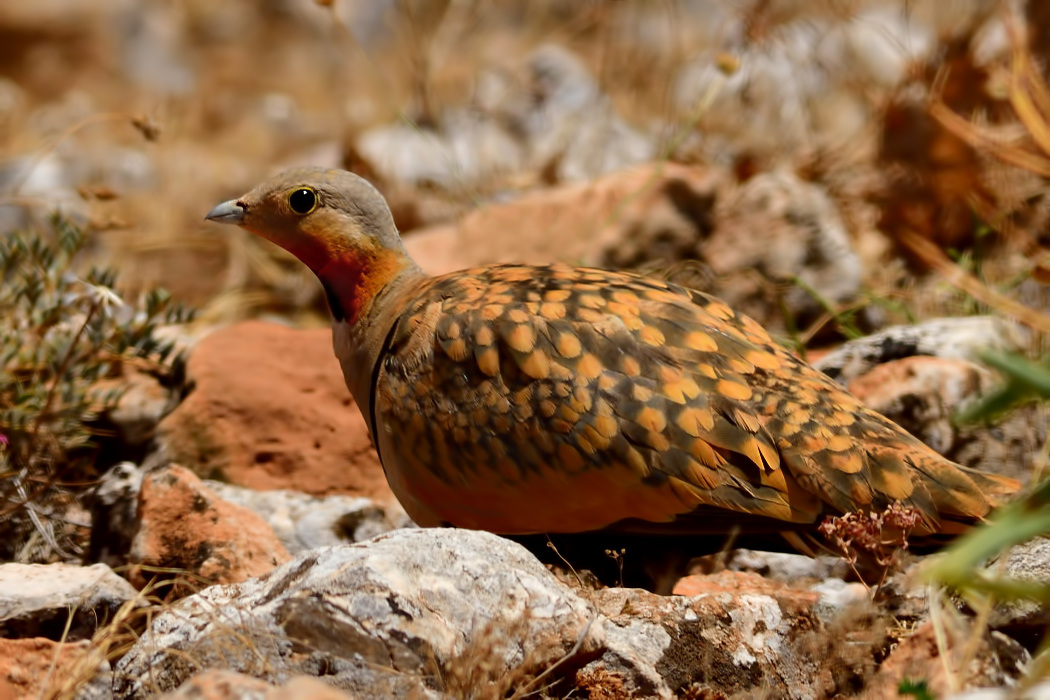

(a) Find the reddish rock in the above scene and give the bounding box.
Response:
[671,569,822,602]
[404,162,723,276]
[157,671,271,700]
[404,164,861,333]
[860,620,1027,699]
[157,320,393,501]
[129,464,291,594]
[0,638,104,700]
[849,356,988,454]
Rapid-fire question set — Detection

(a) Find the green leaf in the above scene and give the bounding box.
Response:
[958,351,1050,424]
[898,678,935,700]
[923,480,1050,588]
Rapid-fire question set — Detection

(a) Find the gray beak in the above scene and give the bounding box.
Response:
[205,199,246,225]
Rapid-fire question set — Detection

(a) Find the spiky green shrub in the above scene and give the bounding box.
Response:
[0,215,191,562]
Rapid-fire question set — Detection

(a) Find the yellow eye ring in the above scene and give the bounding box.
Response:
[288,187,318,215]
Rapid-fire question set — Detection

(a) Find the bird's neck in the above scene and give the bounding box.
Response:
[322,249,426,420]
[315,248,421,328]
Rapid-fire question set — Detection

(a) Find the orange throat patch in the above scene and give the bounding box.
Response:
[316,249,408,325]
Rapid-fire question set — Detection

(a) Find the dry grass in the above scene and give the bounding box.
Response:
[36,576,175,700]
[5,0,1005,327]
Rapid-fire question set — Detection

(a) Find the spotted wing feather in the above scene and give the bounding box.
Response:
[372,263,1012,537]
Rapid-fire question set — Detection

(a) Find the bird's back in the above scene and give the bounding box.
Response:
[366,263,1015,542]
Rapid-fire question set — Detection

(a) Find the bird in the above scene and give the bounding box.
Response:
[206,167,1019,592]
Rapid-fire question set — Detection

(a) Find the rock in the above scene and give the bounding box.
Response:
[406,164,861,333]
[0,638,111,700]
[89,462,410,566]
[949,681,1050,700]
[516,44,655,183]
[809,578,871,624]
[671,568,820,601]
[405,162,723,276]
[703,170,864,330]
[0,562,139,640]
[112,527,964,699]
[128,464,291,594]
[988,537,1050,647]
[814,317,1030,384]
[849,357,991,454]
[113,529,598,699]
[723,549,851,585]
[155,321,393,501]
[674,29,826,157]
[585,571,857,699]
[97,369,179,447]
[859,620,1028,700]
[355,111,524,189]
[672,8,935,159]
[65,143,160,195]
[842,7,935,88]
[874,563,935,624]
[0,153,86,231]
[156,671,355,700]
[354,43,653,190]
[90,462,145,569]
[847,356,1043,483]
[203,481,413,556]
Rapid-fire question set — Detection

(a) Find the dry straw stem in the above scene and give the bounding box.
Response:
[43,579,168,700]
[919,12,1050,335]
[924,583,1004,696]
[928,586,964,695]
[423,604,596,700]
[898,227,1050,334]
[109,573,292,697]
[6,113,154,199]
[929,8,1050,167]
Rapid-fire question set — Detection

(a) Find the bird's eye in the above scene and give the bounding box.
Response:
[288,188,317,215]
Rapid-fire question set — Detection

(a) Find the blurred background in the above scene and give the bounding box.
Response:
[1,0,1049,340]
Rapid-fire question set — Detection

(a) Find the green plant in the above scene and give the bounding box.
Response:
[921,350,1050,687]
[924,351,1050,597]
[898,678,935,700]
[0,214,191,563]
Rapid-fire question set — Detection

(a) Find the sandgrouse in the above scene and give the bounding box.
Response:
[207,167,1018,592]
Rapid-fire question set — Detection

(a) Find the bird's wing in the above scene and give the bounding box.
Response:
[370,263,1008,536]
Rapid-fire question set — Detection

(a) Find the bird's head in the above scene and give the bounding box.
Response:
[206,167,418,324]
[206,167,407,272]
